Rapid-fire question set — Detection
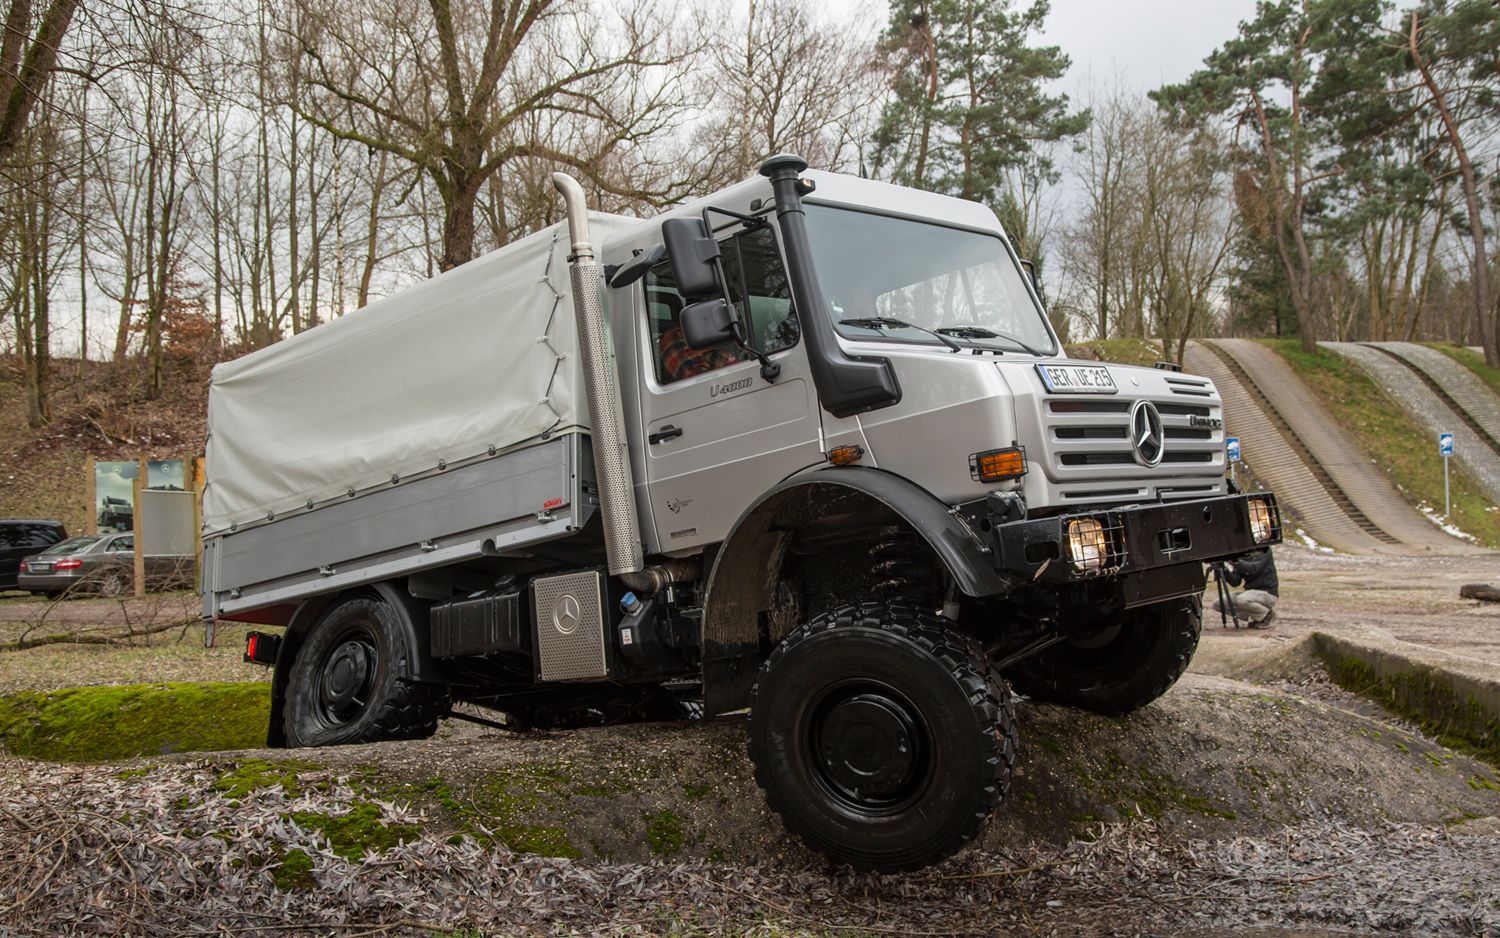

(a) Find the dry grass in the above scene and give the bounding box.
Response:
[0,592,259,693]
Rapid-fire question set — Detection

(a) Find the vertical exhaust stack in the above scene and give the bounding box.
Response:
[551,172,644,578]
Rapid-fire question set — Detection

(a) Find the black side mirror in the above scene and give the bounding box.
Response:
[681,298,736,350]
[662,217,724,300]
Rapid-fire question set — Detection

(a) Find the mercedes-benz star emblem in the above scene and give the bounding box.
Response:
[1129,400,1165,467]
[553,594,581,634]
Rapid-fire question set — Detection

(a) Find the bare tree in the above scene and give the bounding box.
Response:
[285,0,700,270]
[693,0,882,184]
[0,0,80,165]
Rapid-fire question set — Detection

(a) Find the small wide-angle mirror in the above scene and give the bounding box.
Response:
[662,217,724,300]
[1019,258,1041,294]
[681,298,737,350]
[608,243,666,289]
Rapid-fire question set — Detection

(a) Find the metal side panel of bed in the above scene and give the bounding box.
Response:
[202,433,596,618]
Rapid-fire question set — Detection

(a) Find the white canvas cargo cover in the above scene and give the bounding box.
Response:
[203,212,643,534]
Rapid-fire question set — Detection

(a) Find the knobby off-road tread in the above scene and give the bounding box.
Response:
[750,601,1017,871]
[284,597,447,746]
[371,679,447,741]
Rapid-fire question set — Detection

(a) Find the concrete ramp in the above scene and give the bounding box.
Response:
[1198,339,1475,553]
[1367,342,1500,444]
[1185,342,1399,553]
[1324,342,1500,507]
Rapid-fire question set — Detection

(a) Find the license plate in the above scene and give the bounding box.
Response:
[29,562,51,572]
[1036,363,1117,394]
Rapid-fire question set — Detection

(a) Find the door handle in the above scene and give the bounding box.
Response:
[649,424,684,445]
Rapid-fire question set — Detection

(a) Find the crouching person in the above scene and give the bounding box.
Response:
[1213,547,1279,628]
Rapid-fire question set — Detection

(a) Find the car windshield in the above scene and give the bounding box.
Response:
[43,536,100,555]
[803,206,1055,354]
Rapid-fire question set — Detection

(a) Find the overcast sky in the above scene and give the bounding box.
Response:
[815,0,1261,98]
[1037,0,1259,97]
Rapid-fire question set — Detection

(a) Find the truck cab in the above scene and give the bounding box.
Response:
[211,155,1280,874]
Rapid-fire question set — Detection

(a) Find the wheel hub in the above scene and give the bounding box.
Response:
[814,692,922,802]
[320,640,371,710]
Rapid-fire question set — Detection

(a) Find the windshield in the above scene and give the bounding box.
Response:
[803,206,1055,354]
[42,536,101,555]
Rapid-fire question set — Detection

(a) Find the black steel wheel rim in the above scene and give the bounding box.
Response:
[312,623,379,729]
[803,679,934,817]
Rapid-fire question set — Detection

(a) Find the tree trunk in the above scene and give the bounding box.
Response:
[1411,11,1495,366]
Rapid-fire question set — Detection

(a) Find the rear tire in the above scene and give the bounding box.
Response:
[283,596,447,747]
[1005,597,1201,715]
[96,571,127,597]
[749,602,1016,872]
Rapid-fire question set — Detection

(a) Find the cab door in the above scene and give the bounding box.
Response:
[637,223,822,551]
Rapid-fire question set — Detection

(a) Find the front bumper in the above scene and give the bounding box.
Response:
[984,492,1282,607]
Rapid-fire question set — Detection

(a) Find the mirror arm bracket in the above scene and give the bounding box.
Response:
[699,207,778,383]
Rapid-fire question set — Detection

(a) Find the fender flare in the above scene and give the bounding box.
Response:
[265,581,443,747]
[698,466,1009,715]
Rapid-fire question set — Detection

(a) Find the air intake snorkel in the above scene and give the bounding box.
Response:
[758,154,901,418]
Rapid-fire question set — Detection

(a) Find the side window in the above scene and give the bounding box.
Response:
[108,536,133,552]
[25,524,61,548]
[721,225,799,356]
[644,224,799,385]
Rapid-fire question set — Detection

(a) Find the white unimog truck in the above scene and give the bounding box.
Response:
[206,155,1281,871]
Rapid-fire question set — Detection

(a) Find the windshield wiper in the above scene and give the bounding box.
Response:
[838,317,961,353]
[935,324,1047,357]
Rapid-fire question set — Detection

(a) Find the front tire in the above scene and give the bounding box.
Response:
[1005,597,1201,715]
[283,596,447,747]
[749,602,1016,872]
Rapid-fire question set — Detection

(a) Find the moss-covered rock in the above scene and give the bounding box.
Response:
[644,810,685,856]
[286,802,420,861]
[212,758,323,799]
[0,682,271,762]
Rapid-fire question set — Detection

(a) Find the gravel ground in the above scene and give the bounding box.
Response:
[1192,543,1500,677]
[1,755,1495,937]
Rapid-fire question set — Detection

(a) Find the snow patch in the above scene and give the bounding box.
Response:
[1417,503,1477,542]
[1294,528,1335,553]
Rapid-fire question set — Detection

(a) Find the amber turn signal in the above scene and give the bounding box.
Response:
[826,444,865,466]
[969,447,1026,483]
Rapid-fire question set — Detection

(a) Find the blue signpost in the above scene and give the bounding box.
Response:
[1226,437,1240,485]
[1439,432,1454,517]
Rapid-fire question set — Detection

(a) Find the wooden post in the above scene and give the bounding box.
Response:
[132,459,146,598]
[191,456,204,571]
[85,454,97,535]
[193,456,211,647]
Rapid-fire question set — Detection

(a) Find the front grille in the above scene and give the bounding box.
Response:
[1040,388,1224,500]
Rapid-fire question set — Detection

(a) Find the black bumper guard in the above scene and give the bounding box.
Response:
[987,491,1282,587]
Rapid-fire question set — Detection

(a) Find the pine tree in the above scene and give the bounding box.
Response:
[871,0,1086,202]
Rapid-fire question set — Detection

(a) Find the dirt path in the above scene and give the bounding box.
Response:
[1193,544,1500,676]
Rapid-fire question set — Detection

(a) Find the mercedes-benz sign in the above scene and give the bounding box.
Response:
[1129,399,1165,467]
